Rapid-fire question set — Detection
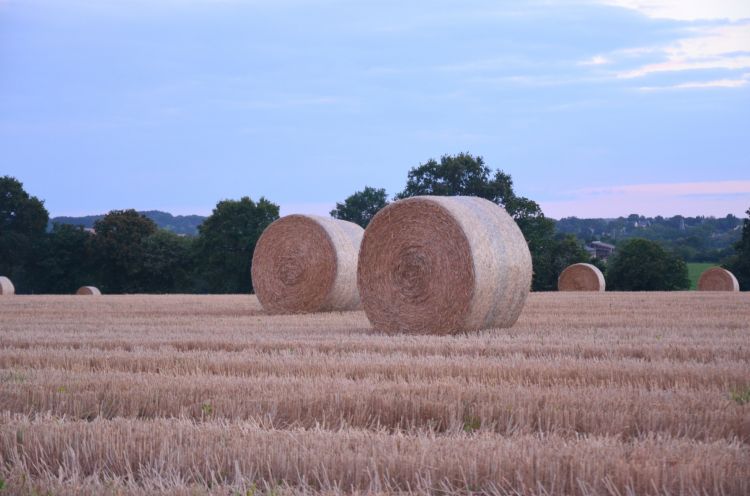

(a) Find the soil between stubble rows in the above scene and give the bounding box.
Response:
[0,292,749,495]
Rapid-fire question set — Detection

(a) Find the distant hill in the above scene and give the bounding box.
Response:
[51,210,206,236]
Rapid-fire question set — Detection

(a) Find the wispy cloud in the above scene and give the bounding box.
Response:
[542,180,750,218]
[638,73,750,90]
[578,55,611,66]
[578,180,750,196]
[616,23,750,78]
[600,0,750,21]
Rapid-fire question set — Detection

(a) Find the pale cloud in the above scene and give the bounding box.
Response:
[638,74,750,90]
[542,180,750,218]
[579,55,611,66]
[578,180,750,196]
[616,23,750,78]
[600,0,750,21]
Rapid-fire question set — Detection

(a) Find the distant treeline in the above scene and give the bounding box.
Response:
[556,214,742,263]
[51,211,206,236]
[53,212,743,264]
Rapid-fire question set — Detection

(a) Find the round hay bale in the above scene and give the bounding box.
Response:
[251,215,364,313]
[0,276,15,296]
[357,196,532,334]
[76,286,101,296]
[697,267,739,291]
[558,263,605,292]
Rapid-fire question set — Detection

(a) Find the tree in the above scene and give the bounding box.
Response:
[140,230,194,293]
[32,224,95,294]
[0,176,49,293]
[193,197,279,293]
[725,207,749,290]
[606,238,690,291]
[395,153,555,290]
[330,186,389,228]
[91,210,158,293]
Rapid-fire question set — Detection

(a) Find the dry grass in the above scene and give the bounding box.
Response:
[1,292,749,495]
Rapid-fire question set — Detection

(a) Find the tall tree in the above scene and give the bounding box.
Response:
[395,153,556,290]
[606,238,690,291]
[725,207,749,290]
[140,230,194,293]
[32,224,95,294]
[330,186,389,228]
[0,176,49,293]
[193,197,279,293]
[91,210,158,293]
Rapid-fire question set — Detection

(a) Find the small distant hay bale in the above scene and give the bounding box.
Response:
[76,286,101,296]
[0,276,15,296]
[251,215,364,313]
[357,196,532,334]
[558,263,605,292]
[697,267,739,291]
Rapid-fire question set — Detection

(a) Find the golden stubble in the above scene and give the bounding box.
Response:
[0,292,749,495]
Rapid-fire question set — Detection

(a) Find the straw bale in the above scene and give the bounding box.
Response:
[252,215,363,313]
[558,263,605,291]
[76,286,101,296]
[0,276,14,296]
[357,196,532,334]
[697,267,739,292]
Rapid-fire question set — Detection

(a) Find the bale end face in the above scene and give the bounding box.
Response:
[697,267,739,292]
[76,286,101,296]
[357,196,532,334]
[0,276,15,296]
[558,263,605,292]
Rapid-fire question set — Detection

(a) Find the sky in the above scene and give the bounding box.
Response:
[1,0,748,219]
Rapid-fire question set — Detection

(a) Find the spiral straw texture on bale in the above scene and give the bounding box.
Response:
[697,267,739,292]
[76,286,101,296]
[0,276,14,296]
[558,263,605,292]
[252,215,364,314]
[357,196,532,334]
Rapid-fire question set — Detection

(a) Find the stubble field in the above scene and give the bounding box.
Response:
[0,292,749,495]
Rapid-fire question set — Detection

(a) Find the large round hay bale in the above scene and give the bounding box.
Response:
[251,215,364,313]
[76,286,101,296]
[697,267,739,291]
[0,276,15,296]
[558,263,605,291]
[357,196,532,334]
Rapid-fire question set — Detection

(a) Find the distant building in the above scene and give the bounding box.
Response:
[586,241,615,261]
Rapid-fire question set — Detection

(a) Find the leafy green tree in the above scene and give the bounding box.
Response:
[396,153,556,290]
[606,238,690,291]
[91,210,158,293]
[140,230,194,293]
[725,207,749,290]
[330,186,389,228]
[193,197,279,293]
[0,176,49,292]
[32,224,96,293]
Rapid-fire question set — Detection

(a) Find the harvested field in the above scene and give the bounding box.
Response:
[0,292,749,495]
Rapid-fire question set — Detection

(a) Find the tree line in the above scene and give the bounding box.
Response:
[2,154,748,293]
[556,214,741,263]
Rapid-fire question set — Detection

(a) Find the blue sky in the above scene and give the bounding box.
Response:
[1,0,748,219]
